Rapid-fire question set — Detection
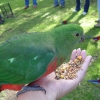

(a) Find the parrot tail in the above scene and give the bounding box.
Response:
[0,84,24,91]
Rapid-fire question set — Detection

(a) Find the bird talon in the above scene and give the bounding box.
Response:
[17,84,46,97]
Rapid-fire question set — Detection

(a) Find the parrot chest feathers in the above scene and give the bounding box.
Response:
[41,58,58,77]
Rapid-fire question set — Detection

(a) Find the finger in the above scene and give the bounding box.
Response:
[80,50,87,60]
[76,48,81,56]
[70,49,76,60]
[77,55,92,82]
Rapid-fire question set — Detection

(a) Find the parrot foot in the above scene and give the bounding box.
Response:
[16,84,46,97]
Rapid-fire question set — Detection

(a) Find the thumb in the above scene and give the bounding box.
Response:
[77,55,92,82]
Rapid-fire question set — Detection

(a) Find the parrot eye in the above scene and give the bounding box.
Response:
[75,33,79,37]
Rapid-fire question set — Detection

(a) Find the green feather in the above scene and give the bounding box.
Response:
[0,24,83,84]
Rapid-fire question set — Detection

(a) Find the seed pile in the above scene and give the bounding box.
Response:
[55,56,83,80]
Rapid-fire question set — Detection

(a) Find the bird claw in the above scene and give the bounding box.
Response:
[17,84,46,97]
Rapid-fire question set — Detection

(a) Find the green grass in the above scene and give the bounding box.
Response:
[0,0,100,100]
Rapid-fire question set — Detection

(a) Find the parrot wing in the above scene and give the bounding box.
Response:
[0,34,55,84]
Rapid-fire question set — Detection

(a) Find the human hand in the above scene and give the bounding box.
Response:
[17,48,92,100]
[29,48,92,99]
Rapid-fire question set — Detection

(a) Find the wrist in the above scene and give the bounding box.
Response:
[17,91,48,100]
[28,81,57,100]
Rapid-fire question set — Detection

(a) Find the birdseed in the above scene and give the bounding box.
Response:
[55,56,83,80]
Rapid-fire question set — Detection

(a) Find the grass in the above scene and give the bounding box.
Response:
[0,0,100,100]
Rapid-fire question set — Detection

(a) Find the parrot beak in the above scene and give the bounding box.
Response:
[79,34,85,43]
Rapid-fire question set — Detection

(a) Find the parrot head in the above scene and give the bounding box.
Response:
[52,24,84,62]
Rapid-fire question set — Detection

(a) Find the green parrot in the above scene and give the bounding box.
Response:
[0,24,84,92]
